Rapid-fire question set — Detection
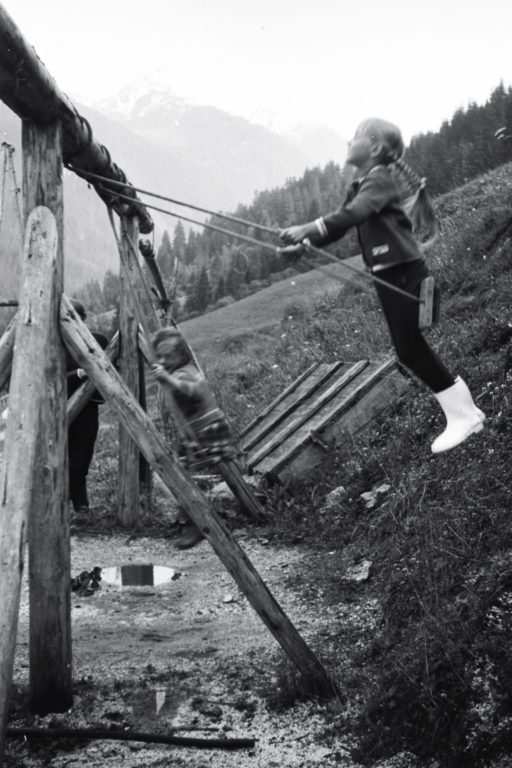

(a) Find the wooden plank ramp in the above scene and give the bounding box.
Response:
[241,358,408,482]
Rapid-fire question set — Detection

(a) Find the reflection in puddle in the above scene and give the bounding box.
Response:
[155,686,167,714]
[130,685,180,720]
[101,564,181,587]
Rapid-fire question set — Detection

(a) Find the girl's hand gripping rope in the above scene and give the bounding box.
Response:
[276,241,309,262]
[278,223,316,262]
[151,363,172,385]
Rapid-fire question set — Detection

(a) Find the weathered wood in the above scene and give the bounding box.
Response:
[216,460,271,521]
[22,121,72,716]
[418,276,435,330]
[240,361,345,453]
[0,206,64,761]
[255,360,405,478]
[67,331,119,424]
[279,365,408,482]
[238,361,319,440]
[0,313,16,390]
[248,361,368,467]
[60,296,336,694]
[138,348,152,502]
[118,215,141,527]
[0,6,152,233]
[0,141,23,235]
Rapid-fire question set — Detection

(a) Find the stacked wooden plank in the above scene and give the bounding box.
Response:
[240,358,408,482]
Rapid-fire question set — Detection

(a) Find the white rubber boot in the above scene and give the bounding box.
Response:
[431,376,485,453]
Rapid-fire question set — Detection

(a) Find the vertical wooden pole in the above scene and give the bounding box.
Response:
[0,206,61,761]
[138,350,153,507]
[118,214,140,526]
[23,121,72,715]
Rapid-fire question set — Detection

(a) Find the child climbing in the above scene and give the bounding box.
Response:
[278,117,485,453]
[151,326,236,548]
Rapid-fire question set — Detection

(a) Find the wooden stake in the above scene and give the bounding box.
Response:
[60,295,337,695]
[0,206,65,762]
[418,276,439,330]
[118,214,141,527]
[22,120,72,716]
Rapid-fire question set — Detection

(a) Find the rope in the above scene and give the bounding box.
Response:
[69,168,278,236]
[75,168,422,305]
[104,189,421,304]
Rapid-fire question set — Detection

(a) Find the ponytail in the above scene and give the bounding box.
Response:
[393,157,438,249]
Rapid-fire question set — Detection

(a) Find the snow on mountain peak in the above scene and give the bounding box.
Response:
[91,72,187,120]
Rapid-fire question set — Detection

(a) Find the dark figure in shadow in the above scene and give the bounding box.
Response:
[67,299,108,520]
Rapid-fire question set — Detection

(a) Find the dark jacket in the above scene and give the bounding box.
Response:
[66,331,109,404]
[313,165,423,270]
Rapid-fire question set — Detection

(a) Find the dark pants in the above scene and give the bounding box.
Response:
[68,403,99,510]
[374,260,454,393]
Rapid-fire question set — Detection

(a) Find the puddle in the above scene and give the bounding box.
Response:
[128,685,181,720]
[101,564,181,587]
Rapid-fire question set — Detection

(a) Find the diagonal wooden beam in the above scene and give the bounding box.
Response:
[60,294,337,695]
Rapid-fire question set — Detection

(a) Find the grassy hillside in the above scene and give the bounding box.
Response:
[180,161,512,766]
[180,253,365,364]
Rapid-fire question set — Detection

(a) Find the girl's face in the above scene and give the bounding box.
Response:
[346,124,381,170]
[155,339,181,371]
[346,137,372,168]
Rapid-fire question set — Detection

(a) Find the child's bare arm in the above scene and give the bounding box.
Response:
[151,365,196,397]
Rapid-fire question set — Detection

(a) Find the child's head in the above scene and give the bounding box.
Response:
[348,118,405,169]
[349,117,438,248]
[152,327,190,371]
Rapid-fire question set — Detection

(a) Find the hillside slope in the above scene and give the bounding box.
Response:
[181,254,365,363]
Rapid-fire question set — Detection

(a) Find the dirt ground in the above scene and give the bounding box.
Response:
[5,528,380,768]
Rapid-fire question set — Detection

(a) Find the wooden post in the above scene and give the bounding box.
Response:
[0,313,16,391]
[117,214,140,527]
[23,121,72,715]
[60,295,337,695]
[138,349,153,505]
[0,207,64,762]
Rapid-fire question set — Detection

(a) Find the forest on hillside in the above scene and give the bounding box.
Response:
[75,81,512,329]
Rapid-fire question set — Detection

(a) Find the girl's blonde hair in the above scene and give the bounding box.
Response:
[356,118,438,248]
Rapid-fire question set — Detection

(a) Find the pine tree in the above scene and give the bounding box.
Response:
[102,269,121,309]
[194,265,211,313]
[156,230,174,279]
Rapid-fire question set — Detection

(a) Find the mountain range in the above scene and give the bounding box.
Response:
[0,84,347,292]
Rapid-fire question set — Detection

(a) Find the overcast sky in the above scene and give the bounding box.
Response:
[2,0,511,143]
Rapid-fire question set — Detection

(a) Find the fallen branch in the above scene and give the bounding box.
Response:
[6,726,255,750]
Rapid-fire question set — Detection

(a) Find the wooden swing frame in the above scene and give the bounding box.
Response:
[0,6,336,762]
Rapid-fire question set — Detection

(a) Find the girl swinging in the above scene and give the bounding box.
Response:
[279,117,485,453]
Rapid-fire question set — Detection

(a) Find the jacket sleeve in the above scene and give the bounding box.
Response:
[314,170,397,245]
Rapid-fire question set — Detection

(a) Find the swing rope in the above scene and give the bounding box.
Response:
[69,167,424,304]
[66,166,277,236]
